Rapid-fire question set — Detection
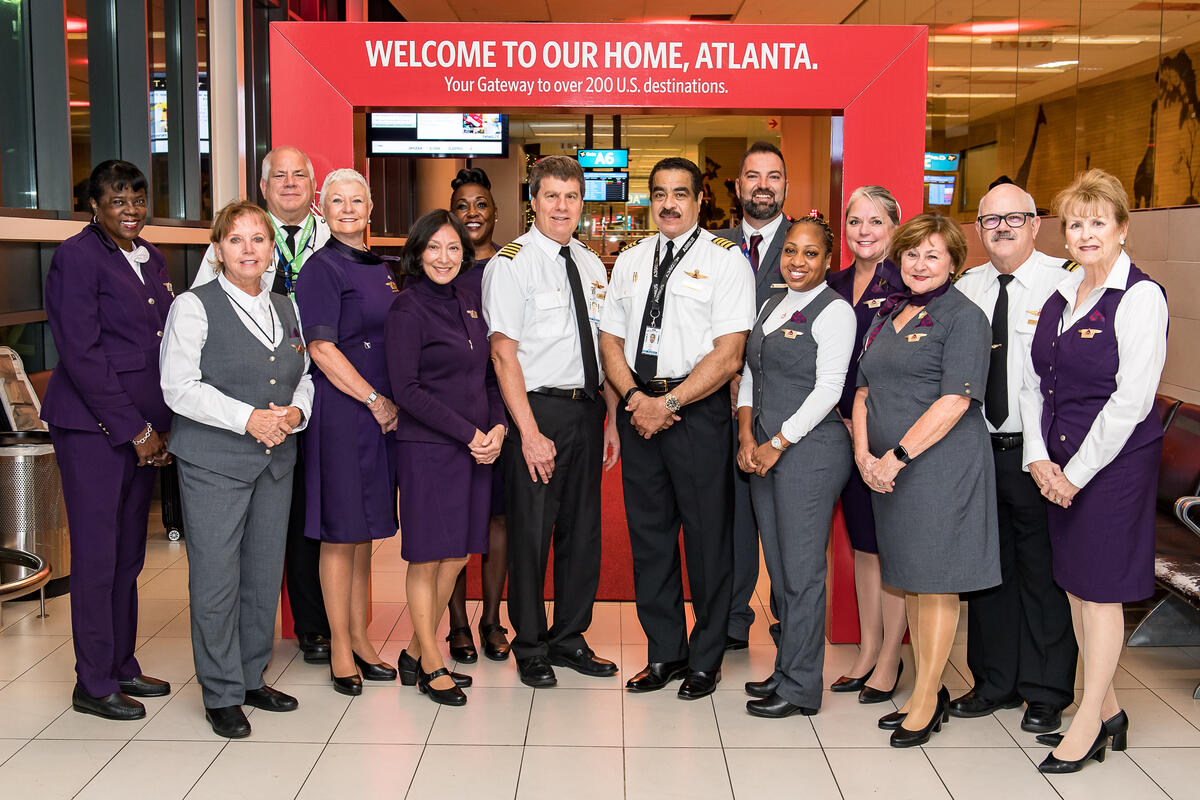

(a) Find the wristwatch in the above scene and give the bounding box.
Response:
[770,434,788,451]
[892,444,911,464]
[664,393,681,414]
[364,391,379,406]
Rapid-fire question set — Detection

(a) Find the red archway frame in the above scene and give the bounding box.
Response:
[271,22,928,643]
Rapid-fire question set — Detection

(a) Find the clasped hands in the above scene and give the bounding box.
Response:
[469,424,506,466]
[737,436,783,477]
[131,427,171,467]
[856,450,904,493]
[1029,459,1080,508]
[246,402,302,447]
[627,392,680,439]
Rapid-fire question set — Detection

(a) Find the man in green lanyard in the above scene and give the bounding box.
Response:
[189,145,332,663]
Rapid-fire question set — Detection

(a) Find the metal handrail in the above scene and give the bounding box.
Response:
[0,547,51,601]
[1176,496,1200,539]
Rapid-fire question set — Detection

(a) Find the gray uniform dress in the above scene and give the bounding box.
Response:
[856,286,1000,594]
[746,287,852,708]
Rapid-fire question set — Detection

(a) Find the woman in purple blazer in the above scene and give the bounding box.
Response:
[41,161,174,720]
[386,209,507,706]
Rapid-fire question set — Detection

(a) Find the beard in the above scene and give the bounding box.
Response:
[742,194,782,221]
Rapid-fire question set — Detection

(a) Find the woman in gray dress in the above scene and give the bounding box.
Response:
[852,214,999,747]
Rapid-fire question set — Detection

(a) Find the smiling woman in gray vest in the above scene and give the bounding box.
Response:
[160,201,314,739]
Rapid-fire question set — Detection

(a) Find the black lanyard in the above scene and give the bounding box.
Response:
[223,291,278,346]
[647,226,703,327]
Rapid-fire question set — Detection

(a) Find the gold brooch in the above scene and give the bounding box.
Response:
[1079,328,1102,339]
[683,269,708,280]
[906,333,928,343]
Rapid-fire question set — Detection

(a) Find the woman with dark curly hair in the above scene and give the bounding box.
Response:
[385,208,507,706]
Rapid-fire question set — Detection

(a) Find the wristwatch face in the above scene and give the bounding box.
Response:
[664,393,680,413]
[771,436,784,451]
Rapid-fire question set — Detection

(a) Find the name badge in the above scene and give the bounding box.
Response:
[866,298,884,308]
[1079,328,1102,339]
[641,326,661,356]
[771,283,787,289]
[906,333,927,343]
[163,282,174,297]
[467,309,479,318]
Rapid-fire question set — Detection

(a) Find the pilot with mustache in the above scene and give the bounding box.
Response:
[599,157,755,700]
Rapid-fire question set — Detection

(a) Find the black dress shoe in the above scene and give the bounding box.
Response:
[947,687,1022,718]
[243,685,299,712]
[205,705,251,738]
[353,652,398,681]
[724,635,749,651]
[418,666,467,706]
[678,669,721,700]
[1021,702,1063,733]
[516,655,558,687]
[626,660,690,692]
[446,626,478,664]
[830,666,874,693]
[746,691,817,718]
[117,674,171,698]
[479,623,511,662]
[397,650,472,687]
[858,661,903,704]
[879,685,947,730]
[1037,710,1128,751]
[72,685,145,720]
[330,664,362,696]
[745,676,779,698]
[1038,728,1108,774]
[891,689,949,748]
[298,633,331,664]
[549,647,618,677]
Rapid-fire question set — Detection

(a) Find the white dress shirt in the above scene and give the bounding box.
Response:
[737,286,856,443]
[741,212,786,264]
[121,247,147,284]
[160,272,314,435]
[955,249,1068,433]
[1018,251,1168,487]
[191,211,331,291]
[600,225,755,378]
[482,225,608,392]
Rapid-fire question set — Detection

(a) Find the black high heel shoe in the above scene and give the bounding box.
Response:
[890,685,949,747]
[1036,710,1128,751]
[479,622,511,662]
[879,685,948,730]
[330,664,362,697]
[446,627,478,663]
[859,660,904,704]
[352,651,398,681]
[830,665,875,693]
[1038,727,1108,774]
[397,650,473,688]
[418,664,467,706]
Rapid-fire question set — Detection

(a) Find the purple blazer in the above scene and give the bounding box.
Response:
[827,258,903,419]
[385,273,505,446]
[41,223,174,443]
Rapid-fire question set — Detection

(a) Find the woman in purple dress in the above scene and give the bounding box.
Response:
[825,185,908,703]
[444,167,512,664]
[294,169,399,696]
[1020,170,1168,774]
[386,209,507,706]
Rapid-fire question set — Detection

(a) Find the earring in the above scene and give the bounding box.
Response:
[1064,243,1069,250]
[1120,238,1126,245]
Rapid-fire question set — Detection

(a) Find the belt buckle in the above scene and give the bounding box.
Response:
[648,379,668,394]
[571,388,586,400]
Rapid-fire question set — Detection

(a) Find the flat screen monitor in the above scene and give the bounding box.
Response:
[925,174,956,206]
[924,152,960,172]
[367,112,508,158]
[577,149,629,168]
[584,171,629,202]
[150,75,210,155]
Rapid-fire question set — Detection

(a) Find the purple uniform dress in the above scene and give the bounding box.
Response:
[294,237,398,544]
[458,248,506,515]
[385,272,506,562]
[826,259,902,553]
[40,223,174,698]
[1030,264,1165,603]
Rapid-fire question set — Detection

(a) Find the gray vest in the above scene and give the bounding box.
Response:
[168,281,306,482]
[746,287,842,438]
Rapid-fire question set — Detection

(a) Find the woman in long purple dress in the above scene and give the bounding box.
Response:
[386,209,507,706]
[294,169,399,696]
[1020,170,1168,774]
[825,185,908,703]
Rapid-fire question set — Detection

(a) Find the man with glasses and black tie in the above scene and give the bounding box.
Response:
[952,178,1078,734]
[600,157,755,700]
[191,146,332,666]
[483,155,621,689]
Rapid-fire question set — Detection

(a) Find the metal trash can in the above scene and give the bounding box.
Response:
[0,431,70,597]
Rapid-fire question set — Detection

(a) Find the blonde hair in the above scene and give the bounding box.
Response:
[890,213,968,271]
[319,168,372,214]
[207,201,273,272]
[1053,168,1130,233]
[845,185,901,227]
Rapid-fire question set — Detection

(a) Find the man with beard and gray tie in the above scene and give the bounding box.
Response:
[714,142,792,650]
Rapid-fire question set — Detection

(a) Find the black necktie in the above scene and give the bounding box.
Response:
[748,232,763,273]
[561,245,600,396]
[634,240,673,382]
[985,274,1014,429]
[273,224,301,294]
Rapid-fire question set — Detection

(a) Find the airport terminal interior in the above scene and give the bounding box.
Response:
[1,0,1200,798]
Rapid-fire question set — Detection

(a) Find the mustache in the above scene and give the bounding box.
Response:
[991,231,1016,241]
[657,210,681,217]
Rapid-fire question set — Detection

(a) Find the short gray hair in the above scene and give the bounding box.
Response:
[260,146,315,184]
[978,184,1037,217]
[320,168,372,212]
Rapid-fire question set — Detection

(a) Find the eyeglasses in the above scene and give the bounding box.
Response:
[977,212,1036,229]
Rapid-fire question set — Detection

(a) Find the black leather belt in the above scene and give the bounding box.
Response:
[530,387,594,400]
[990,432,1023,452]
[636,377,687,396]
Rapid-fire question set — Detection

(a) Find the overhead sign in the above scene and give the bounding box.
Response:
[578,149,629,168]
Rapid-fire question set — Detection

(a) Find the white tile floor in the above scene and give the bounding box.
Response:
[2,531,1200,799]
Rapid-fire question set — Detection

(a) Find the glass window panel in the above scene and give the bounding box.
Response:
[66,0,91,212]
[0,1,37,209]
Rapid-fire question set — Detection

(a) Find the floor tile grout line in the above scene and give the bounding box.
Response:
[1122,747,1175,799]
[917,744,956,799]
[71,736,142,799]
[508,683,538,800]
[402,671,447,800]
[1145,683,1200,735]
[706,693,737,798]
[181,737,233,799]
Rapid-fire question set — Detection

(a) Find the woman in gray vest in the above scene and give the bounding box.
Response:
[736,215,856,717]
[161,201,314,739]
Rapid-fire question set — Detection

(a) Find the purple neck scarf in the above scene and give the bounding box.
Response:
[864,280,952,351]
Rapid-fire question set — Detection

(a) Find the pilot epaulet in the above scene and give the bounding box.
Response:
[711,236,737,250]
[496,241,523,260]
[1061,258,1081,272]
[579,240,599,256]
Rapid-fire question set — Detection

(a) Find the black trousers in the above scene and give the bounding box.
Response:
[620,390,734,672]
[729,426,761,639]
[503,392,605,661]
[964,446,1077,707]
[284,440,329,637]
